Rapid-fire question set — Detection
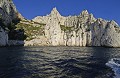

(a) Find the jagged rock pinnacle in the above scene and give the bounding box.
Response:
[81,10,89,15]
[52,7,57,12]
[50,7,61,16]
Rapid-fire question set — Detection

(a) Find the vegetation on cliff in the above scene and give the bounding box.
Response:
[0,14,6,30]
[16,20,45,41]
[60,25,74,32]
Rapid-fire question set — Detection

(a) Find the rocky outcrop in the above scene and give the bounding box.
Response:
[30,8,120,47]
[0,0,22,23]
[44,8,63,46]
[100,20,120,47]
[24,36,49,46]
[0,0,23,46]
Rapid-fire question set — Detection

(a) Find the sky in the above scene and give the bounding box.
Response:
[13,0,120,25]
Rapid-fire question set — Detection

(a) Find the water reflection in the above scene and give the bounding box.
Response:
[0,46,120,78]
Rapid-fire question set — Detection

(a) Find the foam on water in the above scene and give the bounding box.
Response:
[106,58,120,78]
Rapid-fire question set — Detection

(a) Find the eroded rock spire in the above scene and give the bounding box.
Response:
[80,10,89,16]
[49,7,61,17]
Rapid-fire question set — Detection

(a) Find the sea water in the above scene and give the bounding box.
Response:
[0,46,120,78]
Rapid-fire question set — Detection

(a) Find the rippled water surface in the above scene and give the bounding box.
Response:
[0,46,120,78]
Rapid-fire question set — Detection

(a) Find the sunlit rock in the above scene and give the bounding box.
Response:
[30,8,120,47]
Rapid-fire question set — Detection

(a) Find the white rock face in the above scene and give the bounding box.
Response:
[31,8,120,47]
[44,8,62,46]
[101,21,120,47]
[24,36,49,46]
[0,0,21,23]
[0,0,22,46]
[0,27,8,46]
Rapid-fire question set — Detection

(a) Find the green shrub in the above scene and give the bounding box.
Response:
[16,22,45,41]
[60,25,73,32]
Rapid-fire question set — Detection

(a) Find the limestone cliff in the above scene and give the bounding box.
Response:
[0,0,23,46]
[0,0,23,23]
[0,1,119,47]
[30,8,120,47]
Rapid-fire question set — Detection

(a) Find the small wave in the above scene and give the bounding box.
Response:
[106,58,120,78]
[24,49,43,52]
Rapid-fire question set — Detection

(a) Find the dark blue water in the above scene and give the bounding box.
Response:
[0,46,120,78]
